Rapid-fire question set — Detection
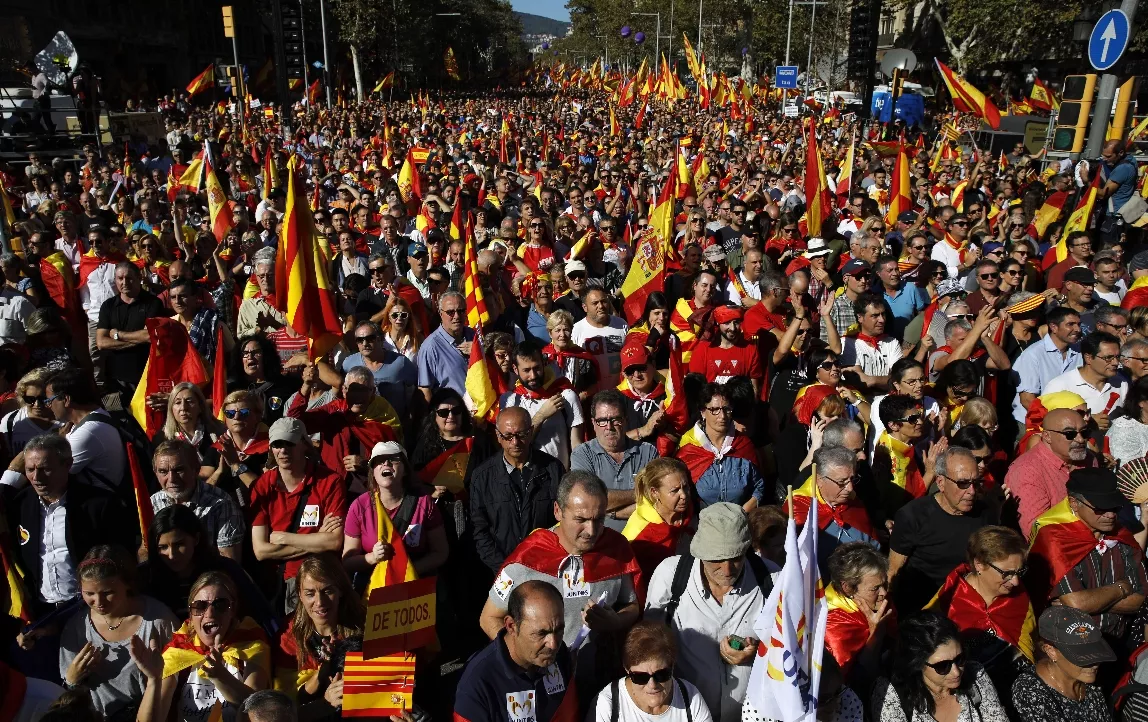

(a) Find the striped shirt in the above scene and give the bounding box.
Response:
[1055,539,1148,637]
[151,481,245,551]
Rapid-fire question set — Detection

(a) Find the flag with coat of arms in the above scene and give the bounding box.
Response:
[746,490,827,720]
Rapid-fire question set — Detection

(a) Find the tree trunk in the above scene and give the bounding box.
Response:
[351,43,364,102]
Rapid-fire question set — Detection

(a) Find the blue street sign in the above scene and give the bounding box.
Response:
[775,66,799,89]
[1088,9,1131,72]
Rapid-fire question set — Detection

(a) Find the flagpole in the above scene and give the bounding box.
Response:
[786,485,793,520]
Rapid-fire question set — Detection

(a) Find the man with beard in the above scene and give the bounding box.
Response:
[480,472,641,695]
[499,342,585,468]
[689,305,764,397]
[149,439,243,560]
[1005,408,1098,536]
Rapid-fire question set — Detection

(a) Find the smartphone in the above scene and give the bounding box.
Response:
[728,635,747,651]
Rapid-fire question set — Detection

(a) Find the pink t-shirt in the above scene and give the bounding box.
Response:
[345,492,442,558]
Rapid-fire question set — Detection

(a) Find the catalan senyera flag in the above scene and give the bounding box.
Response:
[836,137,856,209]
[462,218,498,421]
[273,155,344,360]
[201,145,234,242]
[341,652,416,717]
[1029,77,1058,112]
[373,71,396,93]
[444,47,461,81]
[186,65,214,96]
[884,135,911,228]
[365,492,419,594]
[681,33,702,82]
[935,59,1001,130]
[803,119,833,238]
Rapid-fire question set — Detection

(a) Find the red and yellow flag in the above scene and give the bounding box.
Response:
[273,155,343,359]
[365,493,419,594]
[129,318,209,438]
[201,146,235,242]
[926,563,1036,661]
[341,652,415,717]
[262,150,276,201]
[462,216,498,420]
[39,252,82,332]
[1026,190,1068,240]
[444,47,461,81]
[836,136,856,209]
[934,59,1001,130]
[621,161,675,324]
[1029,77,1058,112]
[884,135,911,227]
[373,71,396,93]
[803,119,832,238]
[609,104,620,137]
[0,515,30,622]
[186,65,214,96]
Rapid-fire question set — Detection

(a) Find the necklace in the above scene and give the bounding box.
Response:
[1040,660,1079,701]
[99,613,125,631]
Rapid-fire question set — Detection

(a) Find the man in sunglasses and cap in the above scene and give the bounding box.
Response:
[1027,467,1145,656]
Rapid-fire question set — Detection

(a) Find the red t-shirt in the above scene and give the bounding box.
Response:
[250,465,347,580]
[688,340,763,384]
[518,244,556,273]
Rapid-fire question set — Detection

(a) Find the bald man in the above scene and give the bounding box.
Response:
[469,407,566,572]
[1004,407,1099,534]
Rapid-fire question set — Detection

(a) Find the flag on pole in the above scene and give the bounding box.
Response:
[365,493,419,594]
[1062,172,1101,238]
[186,65,215,96]
[885,135,912,227]
[609,105,620,137]
[201,145,235,242]
[621,169,674,324]
[273,155,344,360]
[934,60,1001,130]
[803,119,832,238]
[835,137,856,209]
[129,318,210,439]
[1029,77,1059,111]
[444,47,461,81]
[462,223,499,421]
[373,71,396,93]
[261,150,276,201]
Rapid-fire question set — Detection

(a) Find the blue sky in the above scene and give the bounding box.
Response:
[512,0,570,22]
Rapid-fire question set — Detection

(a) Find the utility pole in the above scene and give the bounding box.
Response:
[299,0,309,93]
[1085,0,1139,158]
[319,0,332,107]
[222,6,244,132]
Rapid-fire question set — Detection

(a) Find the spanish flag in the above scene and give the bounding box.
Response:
[620,171,673,324]
[564,227,595,262]
[669,298,702,363]
[823,582,876,673]
[884,134,912,228]
[365,492,419,594]
[1026,190,1068,240]
[162,617,270,679]
[873,431,927,513]
[39,252,83,332]
[609,104,619,137]
[373,71,396,93]
[1063,171,1101,237]
[1029,77,1058,112]
[675,423,760,484]
[783,471,876,540]
[675,148,693,199]
[950,179,968,213]
[415,438,472,495]
[499,528,644,605]
[261,151,276,201]
[1027,497,1141,607]
[0,515,30,622]
[792,383,838,426]
[130,317,210,439]
[934,59,1001,130]
[835,137,856,209]
[444,47,461,81]
[926,563,1036,661]
[804,119,833,238]
[0,182,16,239]
[167,157,204,203]
[1122,275,1148,311]
[201,145,235,242]
[622,497,692,584]
[186,65,214,96]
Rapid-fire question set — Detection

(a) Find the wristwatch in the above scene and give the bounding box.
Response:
[232,463,249,476]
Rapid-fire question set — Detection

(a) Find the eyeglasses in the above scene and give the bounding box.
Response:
[190,598,233,616]
[985,560,1027,581]
[435,407,463,419]
[1046,427,1086,441]
[529,222,546,229]
[369,267,389,275]
[356,334,379,345]
[373,456,403,467]
[897,413,924,425]
[978,273,999,280]
[22,395,49,407]
[949,220,969,227]
[925,653,965,675]
[593,416,626,428]
[1093,353,1120,363]
[442,308,465,316]
[389,312,409,321]
[942,474,982,490]
[820,473,856,489]
[1076,497,1122,515]
[819,360,840,370]
[948,314,974,321]
[704,406,733,416]
[497,429,532,443]
[949,387,976,400]
[224,408,252,420]
[626,667,673,685]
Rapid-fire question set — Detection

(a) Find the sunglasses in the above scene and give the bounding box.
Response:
[909,244,928,251]
[370,267,389,275]
[978,273,999,280]
[949,220,969,227]
[943,474,982,490]
[567,272,586,280]
[626,667,673,685]
[897,413,924,425]
[190,598,233,616]
[948,314,973,321]
[435,407,463,418]
[926,654,965,675]
[356,334,379,345]
[1047,427,1086,441]
[985,560,1027,581]
[529,222,546,229]
[223,408,252,419]
[390,312,409,321]
[819,360,840,370]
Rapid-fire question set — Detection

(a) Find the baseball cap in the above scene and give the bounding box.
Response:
[268,417,307,445]
[1064,266,1096,285]
[897,211,918,224]
[936,278,966,298]
[369,441,407,466]
[565,260,587,275]
[407,242,428,257]
[982,241,1005,255]
[1037,606,1117,667]
[690,503,751,561]
[620,341,650,369]
[1066,467,1125,510]
[841,259,872,277]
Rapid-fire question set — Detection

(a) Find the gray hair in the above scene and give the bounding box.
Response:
[354,320,382,336]
[827,542,888,594]
[1124,337,1148,357]
[944,318,972,341]
[367,252,391,267]
[24,433,73,467]
[822,418,864,449]
[1095,304,1129,326]
[344,366,376,387]
[945,301,970,317]
[242,689,297,722]
[935,446,975,480]
[253,247,277,269]
[761,271,786,294]
[814,446,857,477]
[437,291,464,313]
[556,470,608,509]
[0,253,18,267]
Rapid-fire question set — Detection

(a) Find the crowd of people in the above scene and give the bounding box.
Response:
[0,80,1145,722]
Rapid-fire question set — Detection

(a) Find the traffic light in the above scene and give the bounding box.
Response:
[890,68,905,100]
[1109,76,1140,141]
[1052,74,1097,153]
[225,66,241,97]
[281,4,305,81]
[846,0,880,81]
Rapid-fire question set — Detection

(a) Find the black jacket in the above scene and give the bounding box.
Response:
[469,450,564,572]
[6,479,138,617]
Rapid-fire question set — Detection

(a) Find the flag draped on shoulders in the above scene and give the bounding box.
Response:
[675,424,758,483]
[499,528,643,601]
[162,617,270,679]
[926,563,1036,661]
[823,582,872,674]
[784,473,876,539]
[622,497,692,583]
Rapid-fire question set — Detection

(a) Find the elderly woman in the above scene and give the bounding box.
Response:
[824,542,893,678]
[0,367,59,455]
[542,309,598,398]
[214,389,270,495]
[593,620,713,722]
[675,383,765,510]
[153,382,225,482]
[867,358,943,458]
[342,441,449,589]
[131,571,271,722]
[926,526,1035,697]
[623,458,694,585]
[1011,607,1115,722]
[276,555,365,720]
[872,612,1007,722]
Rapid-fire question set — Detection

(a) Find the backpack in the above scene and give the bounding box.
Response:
[662,552,774,623]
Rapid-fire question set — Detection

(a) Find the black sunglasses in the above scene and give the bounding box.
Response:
[22,395,48,408]
[926,653,965,675]
[190,598,233,616]
[223,408,252,420]
[626,667,673,685]
[985,560,1027,582]
[356,334,379,345]
[819,360,840,370]
[435,407,463,419]
[943,474,982,490]
[1046,427,1085,441]
[897,413,924,425]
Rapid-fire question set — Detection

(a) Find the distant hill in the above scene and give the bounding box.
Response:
[515,11,569,37]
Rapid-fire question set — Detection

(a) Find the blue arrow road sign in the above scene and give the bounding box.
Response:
[775,66,799,89]
[1089,9,1131,72]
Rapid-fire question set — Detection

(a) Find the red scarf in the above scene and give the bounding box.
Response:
[542,343,596,369]
[499,527,645,604]
[787,485,877,540]
[512,371,573,401]
[851,331,886,348]
[929,564,1035,655]
[77,249,126,287]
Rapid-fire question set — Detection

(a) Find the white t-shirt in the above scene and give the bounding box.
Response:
[867,394,943,459]
[572,315,629,387]
[1095,280,1128,306]
[841,336,903,383]
[1044,368,1129,417]
[592,677,714,722]
[498,387,584,468]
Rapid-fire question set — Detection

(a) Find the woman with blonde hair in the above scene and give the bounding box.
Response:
[275,555,366,716]
[542,309,598,398]
[155,382,227,482]
[1131,306,1148,342]
[379,294,423,362]
[214,389,269,495]
[0,367,59,455]
[131,570,270,722]
[622,458,694,585]
[955,396,998,436]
